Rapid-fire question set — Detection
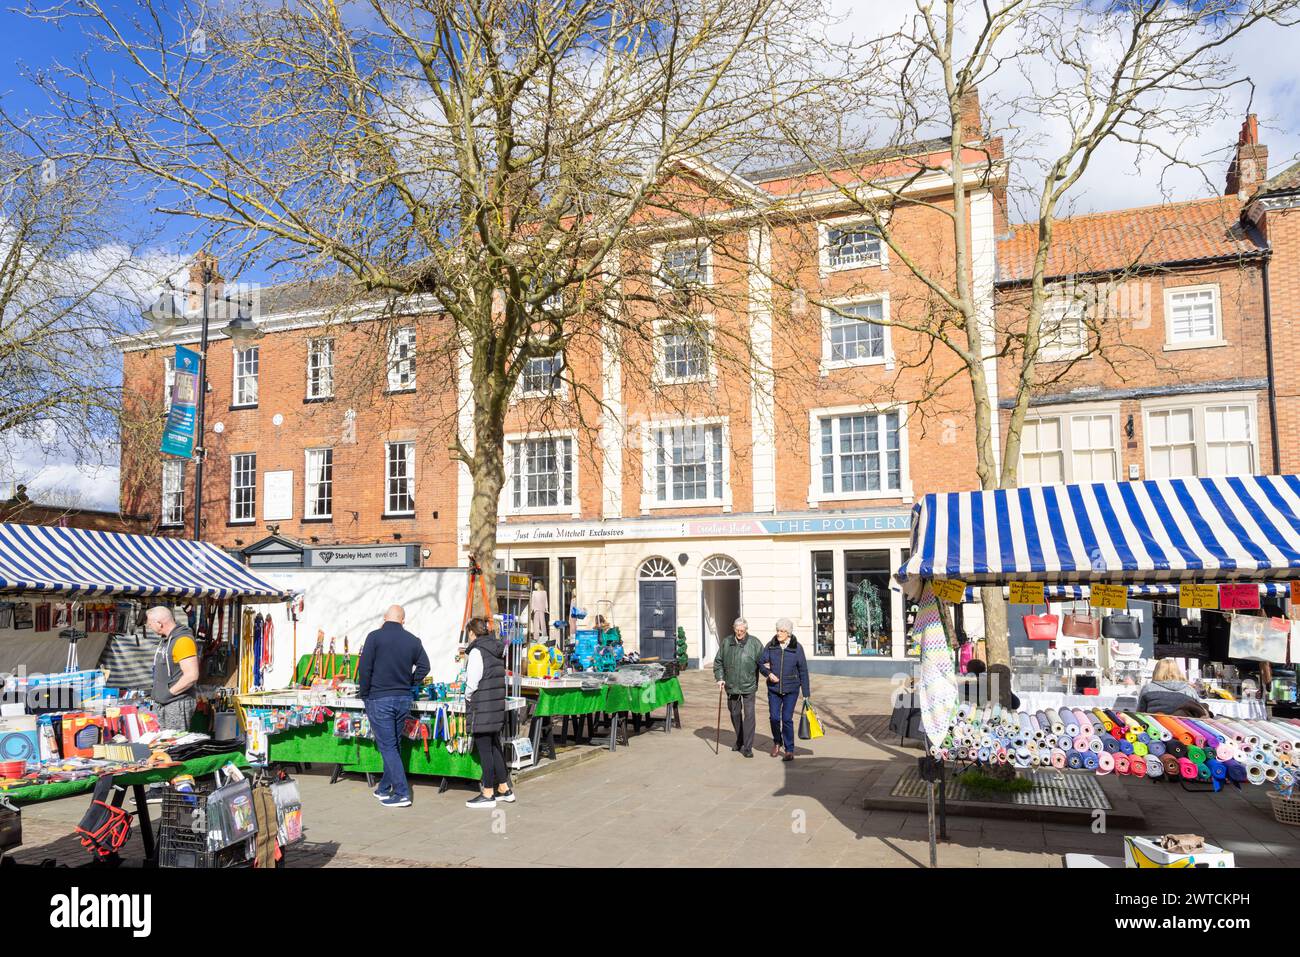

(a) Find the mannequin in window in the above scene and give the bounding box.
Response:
[530,580,549,641]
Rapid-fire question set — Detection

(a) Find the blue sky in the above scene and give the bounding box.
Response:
[2,2,1298,513]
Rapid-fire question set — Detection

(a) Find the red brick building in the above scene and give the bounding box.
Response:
[118,110,1299,673]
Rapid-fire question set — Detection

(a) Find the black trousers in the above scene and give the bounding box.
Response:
[474,732,508,790]
[727,692,756,751]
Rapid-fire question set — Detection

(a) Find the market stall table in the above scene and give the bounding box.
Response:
[242,691,527,791]
[520,676,684,756]
[1015,691,1267,720]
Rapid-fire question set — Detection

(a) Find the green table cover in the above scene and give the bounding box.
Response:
[267,723,483,779]
[5,751,249,805]
[530,677,683,717]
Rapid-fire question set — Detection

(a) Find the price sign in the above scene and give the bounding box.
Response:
[1009,581,1045,606]
[1089,584,1129,610]
[1218,583,1260,611]
[1291,581,1300,605]
[1179,584,1219,610]
[932,579,968,604]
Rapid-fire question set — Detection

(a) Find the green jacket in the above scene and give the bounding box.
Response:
[713,633,764,694]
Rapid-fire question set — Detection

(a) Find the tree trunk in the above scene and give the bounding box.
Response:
[465,399,507,620]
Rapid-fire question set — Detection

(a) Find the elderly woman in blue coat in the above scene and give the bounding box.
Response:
[759,617,811,761]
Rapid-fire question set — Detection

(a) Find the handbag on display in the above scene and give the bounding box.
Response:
[1061,612,1101,639]
[1022,611,1059,642]
[1101,613,1141,641]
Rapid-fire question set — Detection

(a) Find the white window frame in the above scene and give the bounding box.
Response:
[502,430,580,517]
[384,441,416,516]
[818,214,890,275]
[229,452,257,524]
[163,355,176,409]
[387,326,417,392]
[820,294,893,374]
[1163,283,1224,351]
[304,447,334,519]
[232,346,259,407]
[807,404,912,505]
[516,351,568,400]
[652,317,715,386]
[1141,393,1258,479]
[161,460,184,527]
[307,337,335,400]
[1038,285,1090,363]
[1016,403,1122,486]
[639,417,732,513]
[651,239,713,291]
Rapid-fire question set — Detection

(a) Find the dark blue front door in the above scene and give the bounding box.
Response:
[639,579,677,661]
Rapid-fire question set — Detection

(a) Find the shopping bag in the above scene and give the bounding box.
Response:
[800,701,824,740]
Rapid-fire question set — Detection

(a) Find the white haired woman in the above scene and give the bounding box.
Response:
[758,617,811,761]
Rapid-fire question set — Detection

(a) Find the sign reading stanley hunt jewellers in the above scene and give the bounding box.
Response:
[160,345,201,459]
[490,511,913,546]
[304,544,417,568]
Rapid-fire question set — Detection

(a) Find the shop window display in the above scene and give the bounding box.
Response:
[845,549,891,656]
[811,550,834,656]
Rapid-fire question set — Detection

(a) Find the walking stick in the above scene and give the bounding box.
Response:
[715,683,724,755]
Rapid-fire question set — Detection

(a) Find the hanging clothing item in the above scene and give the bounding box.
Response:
[530,588,550,641]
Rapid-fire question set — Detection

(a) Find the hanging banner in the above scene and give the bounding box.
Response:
[1008,581,1045,606]
[1219,583,1261,611]
[1089,583,1129,610]
[160,345,201,459]
[931,579,967,604]
[1179,584,1219,610]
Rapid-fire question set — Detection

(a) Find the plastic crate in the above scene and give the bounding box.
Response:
[157,784,254,869]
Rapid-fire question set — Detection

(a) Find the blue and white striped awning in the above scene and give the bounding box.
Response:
[0,523,290,601]
[896,475,1300,595]
[959,581,1290,602]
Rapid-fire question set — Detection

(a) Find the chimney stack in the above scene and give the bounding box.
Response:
[184,251,222,315]
[1226,114,1268,198]
[957,87,984,141]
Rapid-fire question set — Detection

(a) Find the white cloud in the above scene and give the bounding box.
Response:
[0,434,120,512]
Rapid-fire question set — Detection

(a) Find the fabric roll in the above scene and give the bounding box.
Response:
[1067,751,1083,770]
[1132,741,1149,757]
[1215,742,1236,762]
[1073,735,1090,751]
[1097,751,1114,774]
[1145,758,1163,778]
[978,747,991,764]
[1050,749,1067,770]
[1187,745,1206,765]
[1146,741,1166,758]
[1177,758,1198,780]
[1093,709,1115,733]
[1046,709,1065,735]
[1064,715,1080,738]
[1083,752,1098,771]
[1155,715,1195,746]
[1225,760,1249,783]
[1247,763,1265,785]
[1160,755,1180,778]
[1118,739,1134,756]
[1206,758,1227,781]
[1103,737,1120,754]
[1128,756,1147,776]
[1196,763,1211,782]
[1088,737,1104,754]
[1115,754,1130,774]
[1168,741,1188,760]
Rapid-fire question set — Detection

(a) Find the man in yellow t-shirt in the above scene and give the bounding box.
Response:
[146,606,201,732]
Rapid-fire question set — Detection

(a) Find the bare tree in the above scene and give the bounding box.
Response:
[763,0,1300,672]
[19,0,847,600]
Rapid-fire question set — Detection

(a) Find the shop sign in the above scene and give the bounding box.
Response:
[491,509,912,545]
[1178,584,1219,610]
[263,471,294,521]
[305,545,416,568]
[1089,583,1128,610]
[1218,583,1260,611]
[1008,581,1045,605]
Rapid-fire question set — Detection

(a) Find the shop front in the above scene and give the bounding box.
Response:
[480,507,923,676]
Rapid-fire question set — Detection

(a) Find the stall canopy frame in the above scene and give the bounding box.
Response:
[0,522,291,601]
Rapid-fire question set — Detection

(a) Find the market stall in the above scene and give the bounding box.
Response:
[894,475,1300,859]
[522,672,685,756]
[0,522,291,865]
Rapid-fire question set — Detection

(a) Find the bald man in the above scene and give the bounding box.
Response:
[146,606,201,733]
[357,604,430,808]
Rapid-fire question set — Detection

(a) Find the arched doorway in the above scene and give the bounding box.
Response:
[637,556,678,661]
[700,555,742,666]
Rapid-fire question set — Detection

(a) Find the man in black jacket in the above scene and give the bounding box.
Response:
[357,605,429,808]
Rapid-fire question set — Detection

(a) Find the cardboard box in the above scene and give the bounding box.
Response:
[1123,835,1234,868]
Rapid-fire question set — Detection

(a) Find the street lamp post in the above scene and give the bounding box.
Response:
[144,257,261,541]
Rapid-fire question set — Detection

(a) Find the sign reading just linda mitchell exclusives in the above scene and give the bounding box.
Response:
[304,544,418,569]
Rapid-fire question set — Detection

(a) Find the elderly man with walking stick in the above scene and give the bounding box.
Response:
[713,617,763,758]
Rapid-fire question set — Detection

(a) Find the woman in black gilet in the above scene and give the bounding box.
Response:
[463,617,513,808]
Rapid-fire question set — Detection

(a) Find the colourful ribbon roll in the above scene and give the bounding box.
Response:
[1177,758,1198,780]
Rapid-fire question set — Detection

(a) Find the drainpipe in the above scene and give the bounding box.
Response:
[1261,253,1282,474]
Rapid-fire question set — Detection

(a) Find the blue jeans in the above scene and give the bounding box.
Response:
[768,689,800,753]
[365,695,412,799]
